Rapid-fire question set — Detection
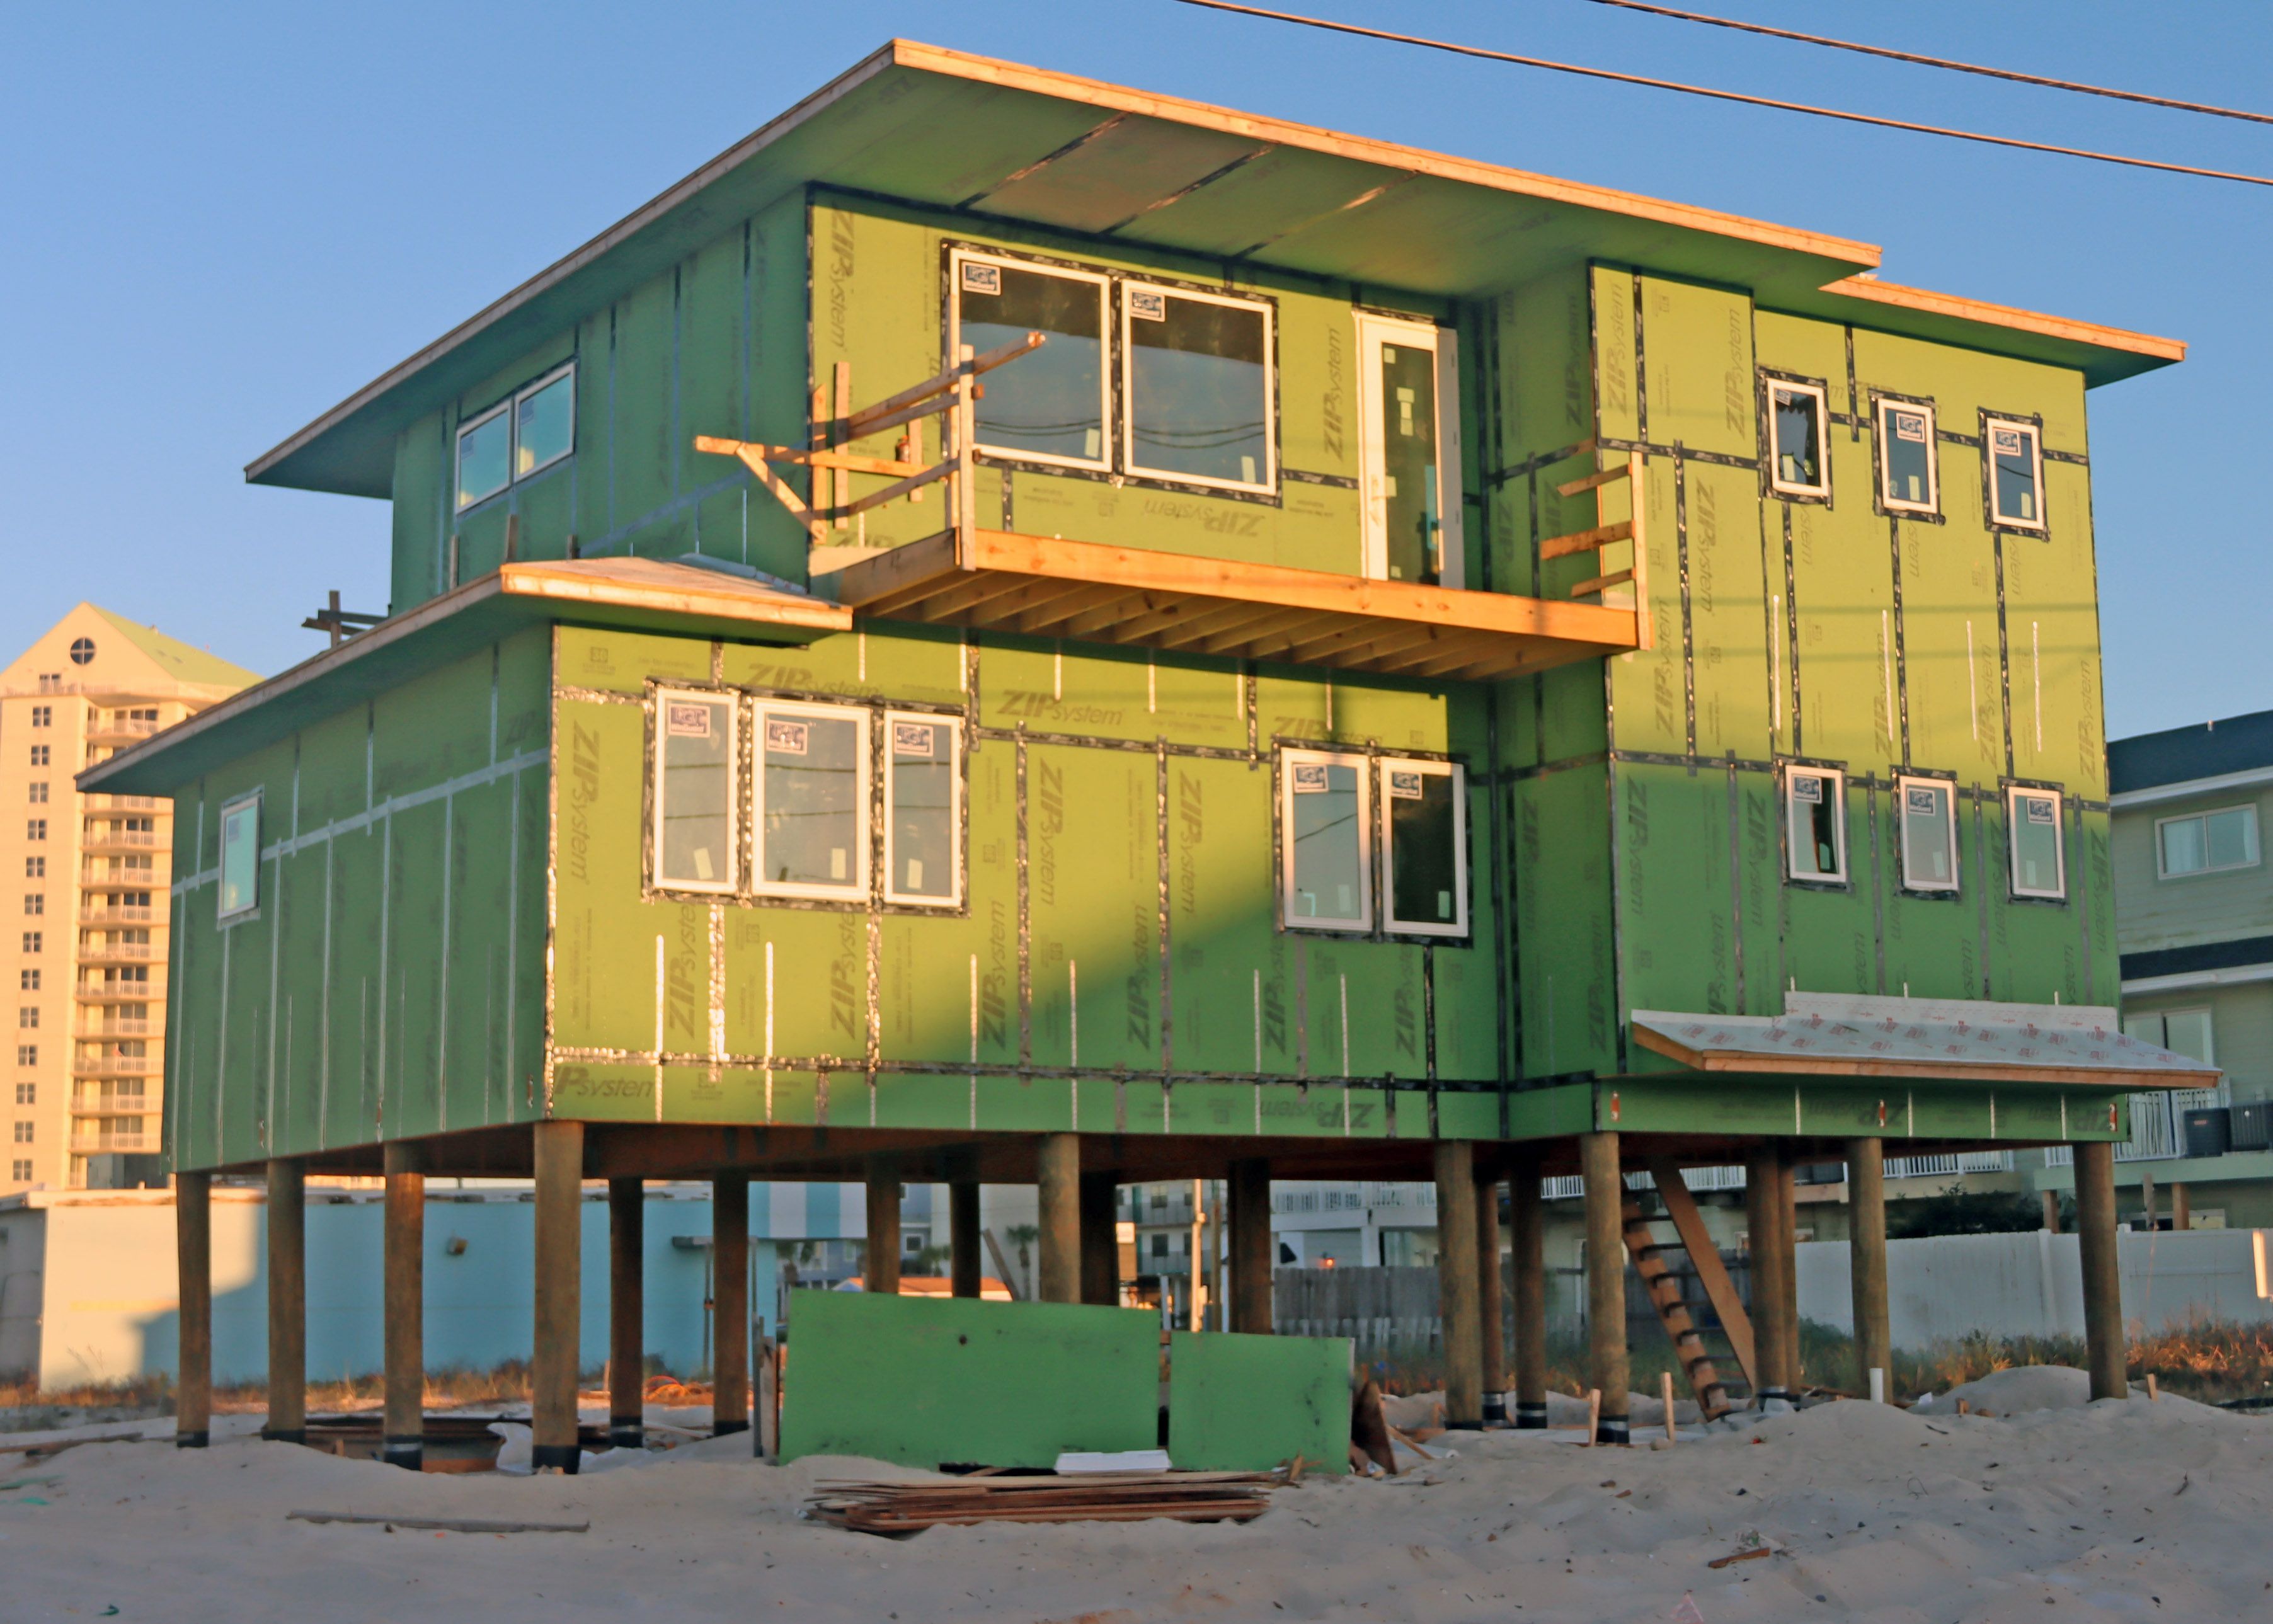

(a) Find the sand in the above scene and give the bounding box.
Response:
[6,1384,2270,1621]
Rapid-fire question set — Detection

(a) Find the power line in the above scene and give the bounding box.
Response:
[1172,0,2273,188]
[1581,0,2273,127]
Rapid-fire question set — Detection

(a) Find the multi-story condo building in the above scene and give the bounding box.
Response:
[2,606,256,1192]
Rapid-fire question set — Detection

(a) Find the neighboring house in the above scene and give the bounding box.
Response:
[1,607,257,1195]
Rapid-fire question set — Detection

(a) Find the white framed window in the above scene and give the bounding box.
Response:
[1355,314,1465,588]
[1983,415,2046,530]
[651,690,738,894]
[1894,775,1959,893]
[884,712,961,908]
[1765,376,1830,500]
[950,249,1111,471]
[1874,397,1938,517]
[1281,750,1371,932]
[454,401,511,510]
[1123,281,1276,495]
[455,363,577,512]
[217,794,260,921]
[1785,765,1848,884]
[752,701,870,900]
[1378,758,1467,937]
[2156,803,2260,879]
[2006,786,2066,900]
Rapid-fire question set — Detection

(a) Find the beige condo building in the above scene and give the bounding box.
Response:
[3,607,256,1192]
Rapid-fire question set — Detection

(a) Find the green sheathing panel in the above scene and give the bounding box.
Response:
[1601,1078,2131,1143]
[777,1292,1158,1468]
[1510,758,1617,1078]
[164,629,551,1170]
[1167,1331,1352,1473]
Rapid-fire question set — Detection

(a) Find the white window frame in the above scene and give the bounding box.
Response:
[1983,413,2046,532]
[1377,757,1468,938]
[750,700,872,902]
[454,363,577,512]
[1354,313,1465,588]
[1765,377,1831,501]
[1874,397,1939,517]
[948,248,1113,474]
[650,688,741,896]
[216,793,260,923]
[512,363,577,482]
[453,399,512,512]
[2005,785,2066,901]
[1783,765,1848,884]
[1121,280,1278,496]
[2155,803,2262,879]
[883,710,963,909]
[1280,748,1373,934]
[1894,774,1961,895]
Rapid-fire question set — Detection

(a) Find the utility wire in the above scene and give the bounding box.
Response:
[1581,0,2273,127]
[1172,0,2273,188]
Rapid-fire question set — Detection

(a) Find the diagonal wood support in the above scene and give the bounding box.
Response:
[1620,1195,1732,1421]
[1644,1157,1755,1393]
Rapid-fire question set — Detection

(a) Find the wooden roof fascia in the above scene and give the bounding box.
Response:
[1817,277,2184,368]
[1629,1021,2223,1091]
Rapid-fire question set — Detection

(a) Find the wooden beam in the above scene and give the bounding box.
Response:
[1379,631,1525,680]
[608,1177,644,1449]
[713,1175,750,1437]
[1012,581,1138,636]
[1642,1157,1756,1390]
[1554,465,1630,498]
[176,1171,212,1450]
[1569,568,1635,599]
[264,1158,306,1445]
[382,1141,424,1472]
[532,1121,585,1472]
[842,331,1046,439]
[1540,520,1633,562]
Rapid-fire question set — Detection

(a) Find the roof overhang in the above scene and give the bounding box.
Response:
[77,558,847,796]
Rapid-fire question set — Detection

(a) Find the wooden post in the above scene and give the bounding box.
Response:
[2074,1139,2129,1401]
[864,1160,902,1298]
[608,1177,644,1448]
[713,1175,750,1436]
[262,1158,306,1444]
[175,1170,212,1450]
[1744,1144,1792,1406]
[1579,1131,1630,1444]
[2172,1183,2190,1233]
[1845,1137,1891,1403]
[1509,1152,1547,1429]
[1776,1151,1801,1390]
[1080,1172,1120,1307]
[949,1179,983,1298]
[1433,1140,1482,1428]
[2042,1189,2061,1232]
[532,1121,585,1472]
[1227,1158,1273,1334]
[2139,1169,2156,1234]
[382,1140,424,1470]
[1035,1133,1081,1303]
[1474,1156,1506,1424]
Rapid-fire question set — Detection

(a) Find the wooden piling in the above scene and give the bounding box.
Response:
[608,1177,644,1448]
[1776,1150,1801,1390]
[864,1160,902,1298]
[1509,1152,1547,1429]
[2075,1138,2129,1401]
[1080,1172,1120,1307]
[1579,1131,1629,1444]
[1227,1158,1273,1334]
[532,1121,585,1471]
[2041,1189,2061,1233]
[175,1170,212,1450]
[1744,1143,1792,1405]
[382,1141,424,1470]
[713,1175,750,1436]
[949,1179,983,1298]
[1474,1155,1506,1424]
[1434,1140,1483,1428]
[1845,1137,1891,1402]
[263,1157,306,1444]
[1036,1133,1081,1303]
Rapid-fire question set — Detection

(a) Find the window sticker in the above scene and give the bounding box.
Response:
[1891,409,1929,443]
[1387,769,1424,800]
[1128,287,1167,322]
[893,721,937,757]
[665,702,713,738]
[1792,774,1823,804]
[1906,786,1940,818]
[961,261,1000,295]
[2022,795,2056,825]
[1291,762,1329,794]
[1991,426,2025,458]
[765,718,809,757]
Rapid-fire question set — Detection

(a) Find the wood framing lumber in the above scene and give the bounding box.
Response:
[1642,1157,1756,1389]
[1554,465,1632,498]
[1540,520,1634,561]
[842,330,1045,439]
[287,1511,589,1535]
[1569,568,1635,599]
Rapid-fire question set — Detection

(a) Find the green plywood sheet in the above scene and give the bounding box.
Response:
[1167,1332,1351,1474]
[779,1293,1159,1469]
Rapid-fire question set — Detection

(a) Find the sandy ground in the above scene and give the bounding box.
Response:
[5,1370,2270,1622]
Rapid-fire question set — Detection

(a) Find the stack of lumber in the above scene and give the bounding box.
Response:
[805,1469,1285,1535]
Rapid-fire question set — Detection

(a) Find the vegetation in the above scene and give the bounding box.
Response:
[1886,1181,2058,1239]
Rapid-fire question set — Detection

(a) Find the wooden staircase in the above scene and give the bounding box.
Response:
[1624,1159,1761,1422]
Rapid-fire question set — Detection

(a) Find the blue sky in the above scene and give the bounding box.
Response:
[3,1,2265,738]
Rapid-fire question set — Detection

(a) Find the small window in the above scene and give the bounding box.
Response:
[25,821,43,842]
[1765,377,1830,500]
[953,252,1109,470]
[1356,314,1465,587]
[28,746,49,767]
[2124,1008,2213,1066]
[1785,767,1847,883]
[1895,775,1959,893]
[16,1009,35,1029]
[1984,415,2045,530]
[68,638,95,666]
[23,895,41,917]
[514,367,575,478]
[753,703,869,900]
[217,794,260,920]
[1281,750,1371,932]
[30,706,49,727]
[27,783,46,805]
[18,971,36,991]
[2007,787,2066,900]
[1875,399,1938,516]
[1123,283,1274,493]
[11,1123,30,1145]
[20,932,38,952]
[25,859,42,879]
[652,691,738,893]
[13,1082,30,1103]
[454,403,511,510]
[2157,804,2260,878]
[885,713,961,907]
[13,1047,31,1068]
[1378,760,1467,937]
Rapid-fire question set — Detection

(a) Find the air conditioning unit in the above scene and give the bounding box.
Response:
[2182,1106,2231,1160]
[2228,1099,2271,1153]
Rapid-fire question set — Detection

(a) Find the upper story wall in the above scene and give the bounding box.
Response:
[2112,782,2273,954]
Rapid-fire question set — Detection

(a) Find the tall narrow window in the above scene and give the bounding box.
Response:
[1785,766,1847,883]
[1124,283,1274,493]
[1875,398,1938,516]
[1984,415,2045,530]
[455,403,511,510]
[514,366,575,478]
[2007,787,2066,900]
[753,703,869,899]
[1896,775,1959,893]
[217,794,260,920]
[652,690,737,893]
[1356,315,1464,586]
[1765,377,1830,500]
[1379,759,1467,937]
[953,252,1109,469]
[2156,804,2260,878]
[885,712,961,907]
[1281,750,1371,932]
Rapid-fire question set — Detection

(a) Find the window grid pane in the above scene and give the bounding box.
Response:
[759,709,865,893]
[1899,781,1955,889]
[959,260,1106,465]
[1384,763,1463,933]
[1772,386,1824,491]
[656,697,733,889]
[218,801,258,917]
[887,716,956,903]
[515,373,574,476]
[1287,757,1366,928]
[2010,792,2063,896]
[1989,421,2041,524]
[1128,289,1270,488]
[455,411,510,510]
[1881,403,1934,510]
[1788,772,1842,880]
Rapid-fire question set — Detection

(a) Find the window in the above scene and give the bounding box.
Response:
[217,794,260,920]
[885,713,961,907]
[13,1046,31,1067]
[1984,415,2045,530]
[1896,775,1959,893]
[1378,760,1468,937]
[25,820,43,842]
[455,363,576,512]
[2157,804,2259,878]
[9,1161,28,1182]
[11,1084,29,1106]
[455,402,511,510]
[1765,377,1830,500]
[23,895,41,917]
[28,782,46,804]
[68,638,94,666]
[651,691,738,893]
[1281,751,1371,932]
[30,706,49,727]
[17,1009,36,1030]
[20,933,38,954]
[952,252,1109,470]
[28,746,48,767]
[12,1123,31,1144]
[2126,1009,2213,1067]
[23,858,41,879]
[1123,282,1274,493]
[1785,766,1848,883]
[753,703,869,899]
[1875,398,1938,516]
[2007,787,2066,900]
[1356,314,1464,586]
[19,971,37,991]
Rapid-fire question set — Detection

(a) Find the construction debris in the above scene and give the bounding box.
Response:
[803,1470,1285,1535]
[287,1511,589,1535]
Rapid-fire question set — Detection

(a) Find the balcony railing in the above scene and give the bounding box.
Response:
[73,1092,151,1114]
[71,1055,159,1078]
[75,981,157,1003]
[87,718,163,741]
[77,1016,154,1036]
[81,829,159,852]
[84,794,161,812]
[81,864,159,887]
[76,941,157,965]
[69,1131,154,1153]
[79,906,155,925]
